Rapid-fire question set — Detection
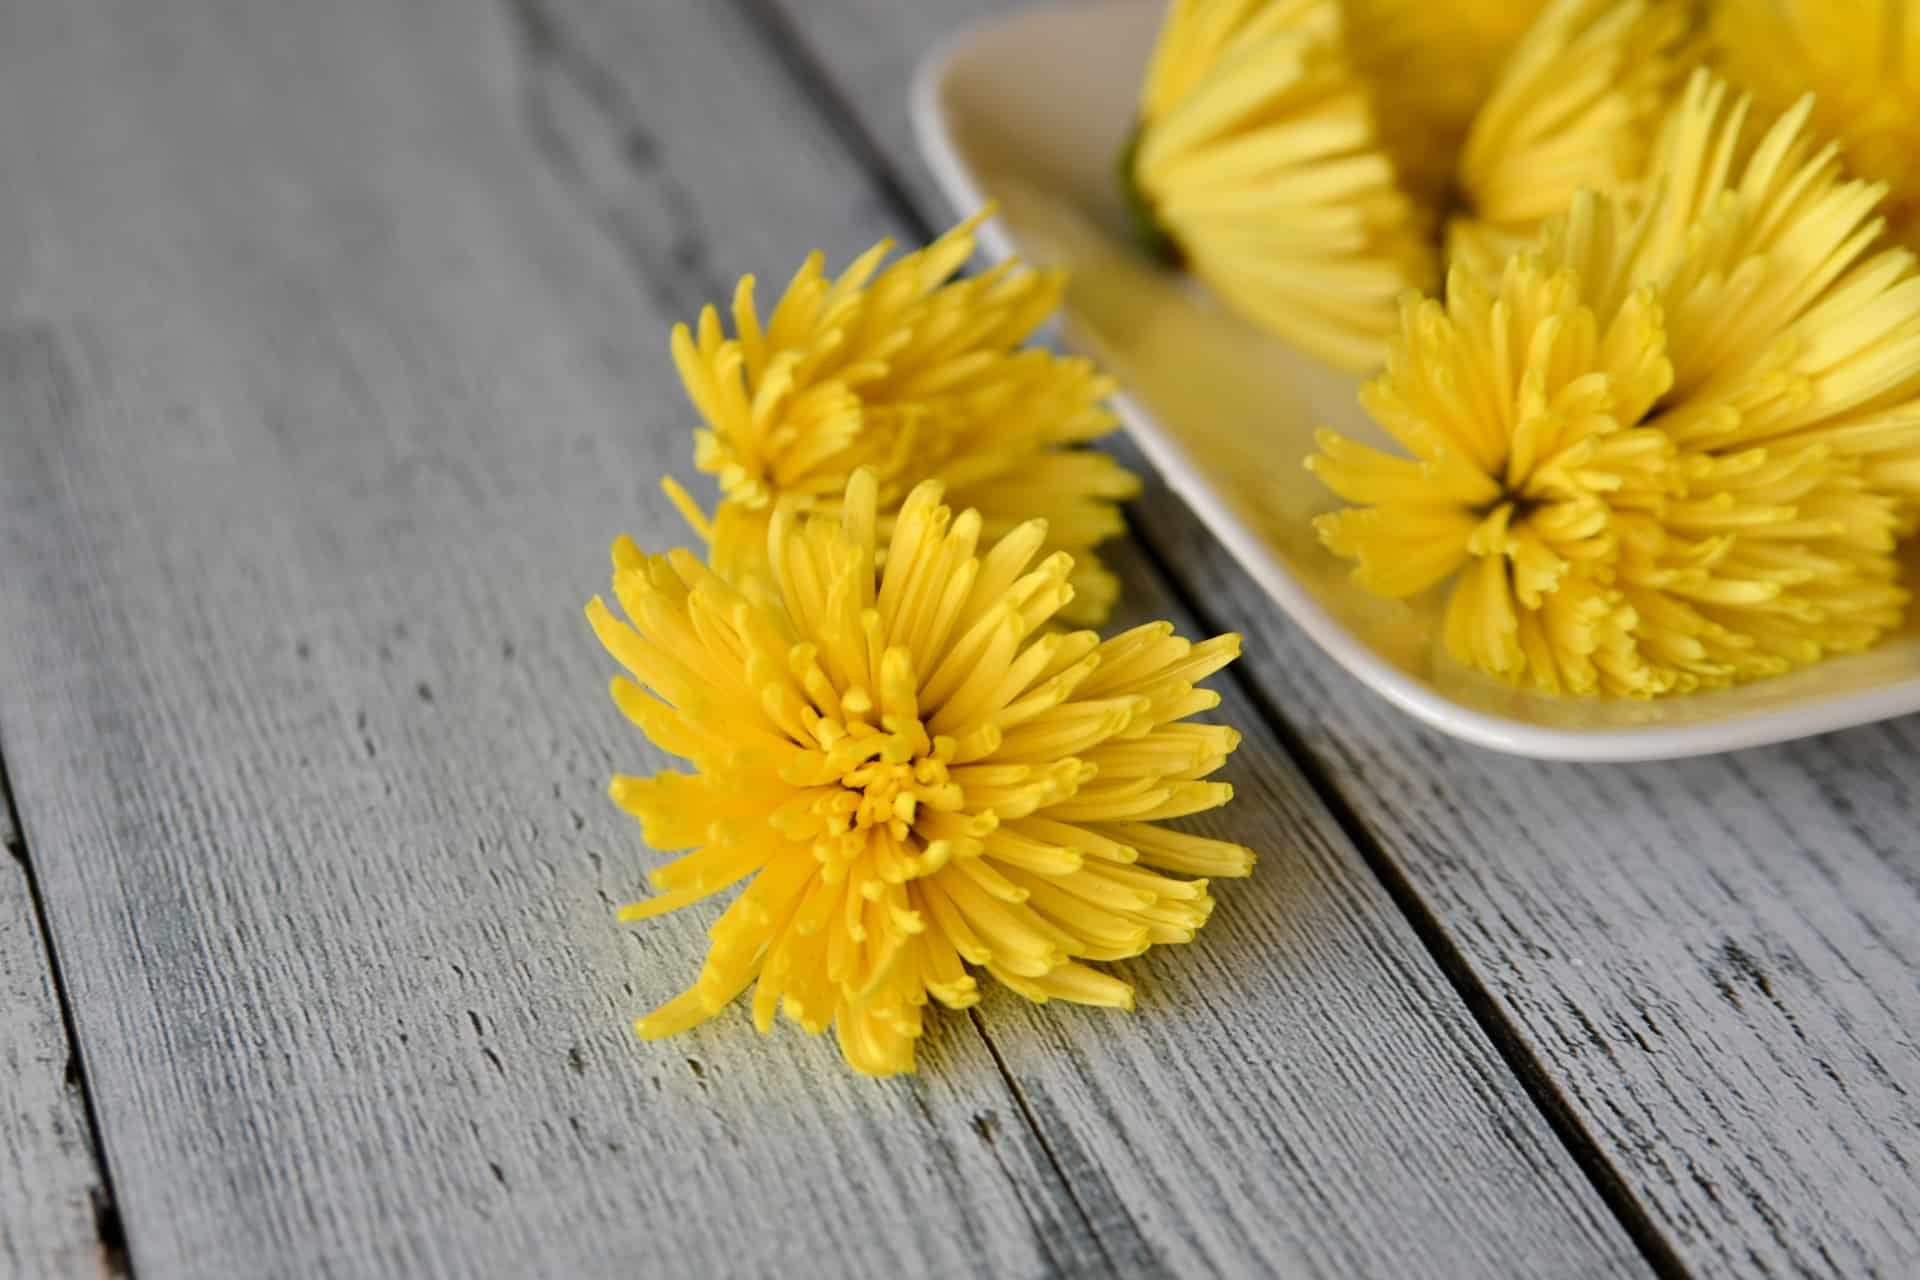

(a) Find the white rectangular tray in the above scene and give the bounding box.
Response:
[910,0,1920,761]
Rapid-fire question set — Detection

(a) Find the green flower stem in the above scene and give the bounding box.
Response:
[1117,125,1184,268]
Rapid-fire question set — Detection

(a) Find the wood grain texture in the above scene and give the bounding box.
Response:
[763,0,1920,1274]
[0,786,119,1277]
[0,0,1652,1275]
[0,3,1054,1275]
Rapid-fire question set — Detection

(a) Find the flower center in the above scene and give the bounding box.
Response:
[1477,490,1544,528]
[806,723,970,886]
[838,753,961,842]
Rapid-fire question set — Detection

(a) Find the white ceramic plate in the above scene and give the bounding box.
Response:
[910,0,1920,762]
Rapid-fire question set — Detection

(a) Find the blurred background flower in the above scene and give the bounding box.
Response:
[1123,0,1436,370]
[1447,0,1697,283]
[1712,0,1920,249]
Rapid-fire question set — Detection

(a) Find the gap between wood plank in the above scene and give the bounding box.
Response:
[0,743,133,1279]
[722,1,1694,1275]
[965,1008,1130,1276]
[1114,534,1693,1280]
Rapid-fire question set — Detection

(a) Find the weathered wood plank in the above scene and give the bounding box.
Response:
[496,0,1651,1275]
[0,3,1058,1275]
[766,0,1920,1274]
[0,781,120,1277]
[0,0,1640,1273]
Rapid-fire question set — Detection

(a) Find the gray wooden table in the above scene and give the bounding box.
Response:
[0,1,1915,1276]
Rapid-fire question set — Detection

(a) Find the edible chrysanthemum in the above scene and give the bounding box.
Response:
[1448,0,1697,282]
[669,212,1139,625]
[1119,0,1680,369]
[1346,0,1552,208]
[1308,71,1920,696]
[588,471,1252,1076]
[1712,0,1920,248]
[1123,0,1436,370]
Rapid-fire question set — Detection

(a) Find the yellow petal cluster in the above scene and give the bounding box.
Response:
[1448,0,1697,282]
[1309,72,1920,695]
[1711,0,1920,249]
[671,212,1139,625]
[1346,0,1551,209]
[1125,0,1706,370]
[588,472,1251,1075]
[1126,0,1437,370]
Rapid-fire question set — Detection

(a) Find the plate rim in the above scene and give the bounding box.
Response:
[907,0,1920,762]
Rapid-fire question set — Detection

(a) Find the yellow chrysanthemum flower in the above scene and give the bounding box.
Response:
[670,212,1139,626]
[1449,0,1697,281]
[1309,72,1920,696]
[1712,0,1920,248]
[1125,0,1437,370]
[588,471,1251,1076]
[1346,0,1552,208]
